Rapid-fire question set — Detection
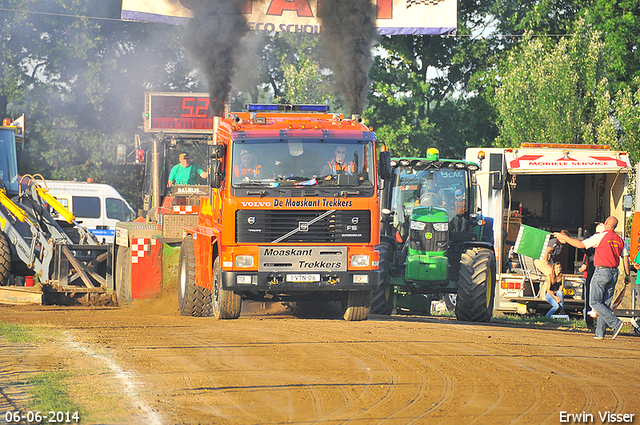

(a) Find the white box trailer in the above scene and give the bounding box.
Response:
[465,143,632,315]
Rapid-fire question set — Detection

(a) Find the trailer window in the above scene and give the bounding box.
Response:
[72,196,100,219]
[106,198,135,222]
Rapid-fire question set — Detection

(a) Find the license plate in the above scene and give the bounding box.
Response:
[286,274,320,283]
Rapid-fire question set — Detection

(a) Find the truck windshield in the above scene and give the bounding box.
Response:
[231,139,374,188]
[392,167,468,225]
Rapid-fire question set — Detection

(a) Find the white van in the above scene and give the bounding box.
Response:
[45,181,136,243]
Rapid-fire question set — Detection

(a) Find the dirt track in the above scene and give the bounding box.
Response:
[0,297,639,425]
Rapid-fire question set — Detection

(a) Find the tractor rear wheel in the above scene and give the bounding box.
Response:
[212,257,241,319]
[456,247,495,322]
[0,232,11,286]
[342,290,372,321]
[115,247,132,306]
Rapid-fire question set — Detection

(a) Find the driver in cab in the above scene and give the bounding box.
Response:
[416,178,445,207]
[234,149,262,179]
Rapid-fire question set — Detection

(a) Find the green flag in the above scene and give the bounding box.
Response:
[514,224,551,260]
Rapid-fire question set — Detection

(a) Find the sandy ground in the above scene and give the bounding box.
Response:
[0,294,639,425]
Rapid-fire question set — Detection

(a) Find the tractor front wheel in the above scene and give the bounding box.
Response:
[456,247,495,322]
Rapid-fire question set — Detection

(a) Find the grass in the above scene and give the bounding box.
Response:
[25,372,84,420]
[0,322,45,343]
[0,322,83,422]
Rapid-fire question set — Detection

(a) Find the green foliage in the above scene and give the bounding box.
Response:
[0,1,198,210]
[493,23,618,146]
[278,56,333,105]
[614,78,640,164]
[582,0,640,91]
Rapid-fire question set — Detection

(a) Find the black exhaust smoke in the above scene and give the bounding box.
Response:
[183,0,249,116]
[318,0,378,116]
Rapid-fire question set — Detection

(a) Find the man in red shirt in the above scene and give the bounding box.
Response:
[555,216,629,340]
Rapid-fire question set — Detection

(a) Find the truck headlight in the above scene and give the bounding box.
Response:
[235,255,254,268]
[351,254,370,267]
[410,221,427,231]
[433,222,448,232]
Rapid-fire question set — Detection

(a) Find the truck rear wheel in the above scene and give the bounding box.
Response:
[115,247,132,306]
[0,232,11,286]
[212,257,241,319]
[178,235,212,317]
[456,247,495,322]
[342,290,372,321]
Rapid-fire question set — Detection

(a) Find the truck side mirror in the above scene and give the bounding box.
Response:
[489,153,503,190]
[491,172,503,190]
[210,160,223,188]
[211,144,225,159]
[378,150,392,180]
[623,194,633,212]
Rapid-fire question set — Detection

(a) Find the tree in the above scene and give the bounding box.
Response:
[0,0,199,210]
[582,0,640,91]
[492,24,617,146]
[365,0,503,158]
[231,32,337,109]
[615,78,640,164]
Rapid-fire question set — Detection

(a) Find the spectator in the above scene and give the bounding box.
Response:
[544,262,565,317]
[554,216,629,340]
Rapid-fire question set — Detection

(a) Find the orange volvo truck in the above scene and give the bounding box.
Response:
[178,104,391,321]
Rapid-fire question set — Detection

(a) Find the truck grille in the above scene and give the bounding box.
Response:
[236,210,370,244]
[409,224,448,252]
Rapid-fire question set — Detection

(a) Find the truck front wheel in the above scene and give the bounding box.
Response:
[212,257,241,319]
[342,290,372,321]
[456,247,495,322]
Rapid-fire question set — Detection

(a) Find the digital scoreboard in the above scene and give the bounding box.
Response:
[144,92,215,133]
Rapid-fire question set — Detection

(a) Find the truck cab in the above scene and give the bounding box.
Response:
[179,104,388,321]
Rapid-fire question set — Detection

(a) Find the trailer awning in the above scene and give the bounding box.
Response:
[505,150,631,174]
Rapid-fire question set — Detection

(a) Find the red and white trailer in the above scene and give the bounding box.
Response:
[466,143,632,315]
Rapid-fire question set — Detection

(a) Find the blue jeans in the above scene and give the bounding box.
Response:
[590,267,622,338]
[545,290,564,317]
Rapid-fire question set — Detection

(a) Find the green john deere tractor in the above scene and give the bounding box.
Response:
[373,148,496,322]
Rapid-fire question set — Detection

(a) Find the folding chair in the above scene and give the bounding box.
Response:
[518,254,547,298]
